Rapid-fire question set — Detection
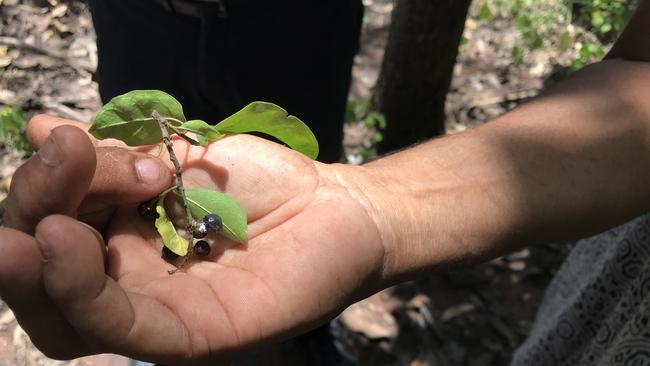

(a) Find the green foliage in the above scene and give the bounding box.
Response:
[153,186,248,257]
[176,120,223,143]
[185,188,248,244]
[345,99,386,163]
[572,0,637,39]
[511,46,524,65]
[346,99,386,141]
[571,42,606,70]
[0,106,32,156]
[214,102,319,160]
[90,90,186,146]
[479,3,494,20]
[91,90,319,159]
[514,13,544,50]
[476,0,636,72]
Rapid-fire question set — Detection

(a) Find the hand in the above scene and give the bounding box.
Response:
[3,115,173,233]
[0,116,385,365]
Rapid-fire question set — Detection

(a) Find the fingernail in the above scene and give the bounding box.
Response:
[135,158,162,184]
[78,221,108,269]
[34,234,53,264]
[78,221,106,247]
[38,135,62,167]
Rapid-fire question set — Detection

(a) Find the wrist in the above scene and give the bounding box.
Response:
[327,149,484,287]
[320,162,405,288]
[333,131,526,287]
[354,140,481,284]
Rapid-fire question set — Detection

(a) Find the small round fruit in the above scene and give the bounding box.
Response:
[193,240,211,257]
[161,246,179,261]
[192,222,208,239]
[138,201,159,220]
[203,214,223,232]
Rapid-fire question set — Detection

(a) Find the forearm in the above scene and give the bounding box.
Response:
[338,60,650,284]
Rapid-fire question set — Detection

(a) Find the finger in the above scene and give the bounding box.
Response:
[36,215,195,364]
[27,114,92,147]
[0,227,94,359]
[89,147,172,204]
[3,125,96,234]
[77,147,172,228]
[20,117,172,231]
[27,114,127,148]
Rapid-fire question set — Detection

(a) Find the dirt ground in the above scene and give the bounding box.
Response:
[0,0,594,365]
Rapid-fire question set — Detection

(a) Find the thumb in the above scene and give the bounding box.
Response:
[77,146,172,229]
[92,147,170,203]
[4,125,96,234]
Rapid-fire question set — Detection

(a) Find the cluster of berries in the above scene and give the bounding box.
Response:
[138,200,223,261]
[190,214,223,257]
[160,213,222,260]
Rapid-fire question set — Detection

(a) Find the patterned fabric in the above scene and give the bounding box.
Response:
[512,214,650,365]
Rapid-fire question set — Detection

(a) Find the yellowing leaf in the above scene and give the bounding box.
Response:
[155,192,189,256]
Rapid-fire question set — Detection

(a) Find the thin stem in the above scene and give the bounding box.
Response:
[176,132,202,146]
[169,126,201,146]
[152,110,194,272]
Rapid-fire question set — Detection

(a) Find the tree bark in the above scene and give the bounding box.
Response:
[374,0,471,154]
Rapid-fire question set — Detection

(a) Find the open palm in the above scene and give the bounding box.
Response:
[0,119,385,365]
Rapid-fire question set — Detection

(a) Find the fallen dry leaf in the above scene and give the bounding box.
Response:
[51,3,68,18]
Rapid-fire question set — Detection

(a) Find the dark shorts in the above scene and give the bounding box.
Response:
[87,0,364,162]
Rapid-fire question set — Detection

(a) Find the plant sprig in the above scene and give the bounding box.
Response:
[89,90,319,271]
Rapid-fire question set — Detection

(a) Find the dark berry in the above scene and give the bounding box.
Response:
[162,246,179,261]
[203,214,222,232]
[138,201,159,220]
[193,240,211,257]
[192,222,208,239]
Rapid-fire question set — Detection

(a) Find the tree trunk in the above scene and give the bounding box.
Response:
[374,0,471,154]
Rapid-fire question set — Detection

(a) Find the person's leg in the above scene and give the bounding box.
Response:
[87,0,221,120]
[199,0,364,162]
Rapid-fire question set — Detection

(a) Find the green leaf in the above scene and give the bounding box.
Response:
[479,4,494,21]
[197,134,208,145]
[365,112,386,130]
[185,188,248,244]
[155,192,189,256]
[591,11,604,27]
[177,120,223,143]
[0,106,25,134]
[580,43,603,60]
[558,31,572,51]
[214,102,319,160]
[89,90,186,146]
[511,46,524,65]
[523,30,543,50]
[376,114,387,129]
[0,106,32,156]
[516,15,532,31]
[600,23,612,33]
[345,101,357,124]
[570,59,584,72]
